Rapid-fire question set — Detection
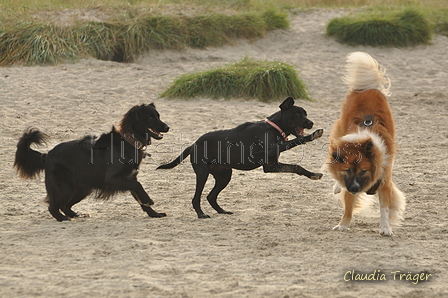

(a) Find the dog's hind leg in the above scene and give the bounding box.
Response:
[333,189,355,231]
[45,167,72,221]
[48,203,69,221]
[192,163,210,218]
[208,166,233,215]
[61,190,91,219]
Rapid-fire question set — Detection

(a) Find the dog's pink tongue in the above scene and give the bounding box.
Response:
[297,127,304,136]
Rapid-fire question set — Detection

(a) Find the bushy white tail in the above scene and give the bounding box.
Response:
[336,190,376,212]
[343,52,391,96]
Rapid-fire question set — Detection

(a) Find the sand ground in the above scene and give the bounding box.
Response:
[1,9,447,298]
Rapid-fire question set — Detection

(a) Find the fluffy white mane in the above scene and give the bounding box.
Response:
[340,128,390,174]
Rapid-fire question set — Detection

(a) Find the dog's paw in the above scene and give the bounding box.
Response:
[333,183,342,194]
[309,173,323,180]
[146,211,167,218]
[153,212,167,218]
[72,213,91,219]
[198,214,211,219]
[379,226,393,236]
[312,129,324,140]
[332,225,349,231]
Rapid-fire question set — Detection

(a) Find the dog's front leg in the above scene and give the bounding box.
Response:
[131,190,167,218]
[277,129,324,153]
[300,128,324,143]
[333,189,355,231]
[263,163,322,180]
[130,182,167,218]
[106,177,166,218]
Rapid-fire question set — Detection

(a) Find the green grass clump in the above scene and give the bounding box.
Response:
[74,18,186,62]
[160,58,310,102]
[326,9,432,47]
[0,22,78,66]
[262,9,289,30]
[183,13,267,48]
[0,10,288,66]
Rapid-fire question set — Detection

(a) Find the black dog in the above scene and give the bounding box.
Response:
[14,103,169,221]
[157,97,323,218]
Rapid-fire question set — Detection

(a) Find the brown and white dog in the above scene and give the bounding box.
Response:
[327,52,406,236]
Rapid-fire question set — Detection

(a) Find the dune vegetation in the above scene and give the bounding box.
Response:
[326,9,432,47]
[0,0,447,66]
[160,58,311,102]
[0,0,447,101]
[0,10,289,66]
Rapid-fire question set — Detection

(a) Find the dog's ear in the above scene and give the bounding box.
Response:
[128,105,140,120]
[364,140,374,159]
[148,102,156,109]
[126,104,147,122]
[119,105,142,132]
[279,97,294,111]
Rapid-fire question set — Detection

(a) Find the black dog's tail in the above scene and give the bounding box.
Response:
[14,128,48,179]
[157,145,192,169]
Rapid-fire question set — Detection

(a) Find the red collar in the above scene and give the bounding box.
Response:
[265,119,288,141]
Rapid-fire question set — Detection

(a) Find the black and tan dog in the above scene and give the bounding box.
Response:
[14,104,169,221]
[158,97,323,218]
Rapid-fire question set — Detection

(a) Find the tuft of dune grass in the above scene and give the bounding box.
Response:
[160,57,311,102]
[326,9,432,47]
[0,21,79,66]
[0,10,289,66]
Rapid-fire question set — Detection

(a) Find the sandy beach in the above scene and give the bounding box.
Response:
[1,9,448,297]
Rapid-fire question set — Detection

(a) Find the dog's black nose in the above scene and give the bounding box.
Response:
[306,120,313,129]
[347,184,361,194]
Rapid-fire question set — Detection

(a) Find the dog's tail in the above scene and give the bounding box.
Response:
[353,192,376,211]
[343,51,391,96]
[334,188,375,212]
[14,128,48,179]
[157,145,192,170]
